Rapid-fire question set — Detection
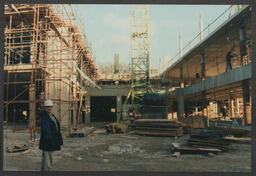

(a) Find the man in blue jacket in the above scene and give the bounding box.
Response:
[39,99,63,171]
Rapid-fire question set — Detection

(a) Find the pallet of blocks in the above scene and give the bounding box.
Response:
[134,119,186,137]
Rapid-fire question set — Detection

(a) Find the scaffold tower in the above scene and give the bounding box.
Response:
[127,5,151,103]
[117,5,152,122]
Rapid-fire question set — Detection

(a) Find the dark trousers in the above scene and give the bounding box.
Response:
[225,61,232,72]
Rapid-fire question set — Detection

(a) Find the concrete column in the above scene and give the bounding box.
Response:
[202,91,207,117]
[180,66,184,88]
[214,103,218,117]
[85,96,91,126]
[116,96,122,121]
[178,95,184,119]
[217,101,222,117]
[239,21,247,65]
[201,53,206,80]
[72,102,77,128]
[242,80,250,124]
[231,99,235,117]
[236,98,240,116]
[29,84,36,133]
[203,107,208,117]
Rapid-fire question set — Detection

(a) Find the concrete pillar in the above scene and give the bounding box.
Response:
[85,96,91,126]
[239,21,247,65]
[72,103,77,128]
[236,98,240,116]
[29,84,36,133]
[201,53,206,80]
[180,66,184,88]
[217,101,222,117]
[116,96,122,121]
[203,107,207,117]
[178,95,184,119]
[231,99,235,117]
[214,103,218,117]
[242,80,250,124]
[202,91,207,117]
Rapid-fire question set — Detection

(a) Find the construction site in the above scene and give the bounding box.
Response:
[3,4,252,172]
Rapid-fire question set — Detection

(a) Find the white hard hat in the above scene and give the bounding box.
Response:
[44,99,53,107]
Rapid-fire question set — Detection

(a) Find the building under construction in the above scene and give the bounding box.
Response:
[4,4,98,138]
[3,4,252,172]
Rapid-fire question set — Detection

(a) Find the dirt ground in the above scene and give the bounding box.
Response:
[3,124,251,172]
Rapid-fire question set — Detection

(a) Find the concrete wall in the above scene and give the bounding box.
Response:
[82,87,143,122]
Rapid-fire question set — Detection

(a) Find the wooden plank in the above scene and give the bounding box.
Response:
[188,142,231,151]
[224,136,251,143]
[188,139,230,146]
[208,126,250,137]
[190,144,230,151]
[135,126,182,131]
[134,119,184,124]
[136,129,183,137]
[189,137,231,145]
[172,142,221,152]
[172,142,198,151]
[135,123,183,128]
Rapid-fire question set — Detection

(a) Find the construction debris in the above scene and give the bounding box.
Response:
[134,119,185,137]
[105,123,128,133]
[107,143,142,154]
[77,157,83,161]
[69,133,85,137]
[7,144,31,153]
[172,151,181,158]
[172,142,222,154]
[171,129,232,155]
[93,129,107,135]
[103,159,110,163]
[179,116,208,129]
[69,128,99,137]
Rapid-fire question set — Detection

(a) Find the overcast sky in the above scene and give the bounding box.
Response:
[72,4,237,71]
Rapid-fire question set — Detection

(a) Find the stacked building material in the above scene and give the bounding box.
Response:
[134,119,185,137]
[172,142,222,154]
[208,125,251,137]
[187,130,232,151]
[172,129,232,155]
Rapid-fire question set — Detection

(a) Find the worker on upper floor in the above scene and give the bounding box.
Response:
[225,51,234,72]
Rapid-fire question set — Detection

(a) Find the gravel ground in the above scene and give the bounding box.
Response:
[3,127,251,172]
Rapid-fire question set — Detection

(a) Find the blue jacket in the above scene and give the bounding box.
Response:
[39,111,63,151]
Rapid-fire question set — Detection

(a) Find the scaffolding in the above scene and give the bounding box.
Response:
[127,5,152,104]
[4,4,99,140]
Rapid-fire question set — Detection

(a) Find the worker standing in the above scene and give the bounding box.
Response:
[225,51,233,72]
[220,105,228,119]
[39,99,63,171]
